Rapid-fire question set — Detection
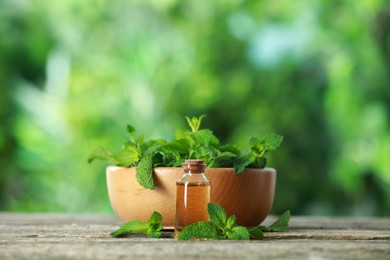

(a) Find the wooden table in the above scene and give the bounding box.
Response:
[1,213,389,259]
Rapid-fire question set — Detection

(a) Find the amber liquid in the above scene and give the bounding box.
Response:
[175,182,211,232]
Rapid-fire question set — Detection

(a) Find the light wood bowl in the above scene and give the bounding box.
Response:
[106,166,276,228]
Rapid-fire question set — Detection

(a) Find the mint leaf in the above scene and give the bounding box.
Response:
[178,204,250,240]
[148,211,163,224]
[166,139,189,155]
[188,129,214,148]
[176,203,289,241]
[248,227,264,239]
[248,210,290,239]
[126,124,138,144]
[185,115,206,132]
[136,153,154,189]
[158,150,182,167]
[219,144,241,156]
[210,144,240,168]
[178,222,220,240]
[260,210,290,232]
[249,134,283,156]
[110,220,148,237]
[146,211,163,238]
[263,134,284,151]
[146,230,162,238]
[249,156,267,169]
[136,134,144,147]
[112,146,140,167]
[249,136,260,149]
[226,226,249,240]
[194,146,216,162]
[233,152,256,174]
[208,203,227,229]
[235,133,283,171]
[226,215,236,229]
[209,151,237,168]
[126,124,136,136]
[87,147,115,164]
[126,124,136,134]
[110,211,163,238]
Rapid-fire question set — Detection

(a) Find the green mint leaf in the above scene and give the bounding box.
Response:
[110,211,163,238]
[112,146,140,167]
[193,146,215,162]
[248,227,264,239]
[185,115,206,132]
[249,156,267,169]
[226,215,236,229]
[261,210,290,232]
[250,134,283,153]
[249,136,260,149]
[209,151,237,168]
[126,124,136,134]
[148,211,163,224]
[136,153,154,189]
[147,224,163,238]
[146,211,163,238]
[166,139,190,155]
[110,220,148,237]
[126,124,136,143]
[263,134,284,151]
[159,151,182,167]
[177,222,220,240]
[233,153,256,174]
[142,139,167,152]
[226,226,249,240]
[136,134,144,146]
[188,129,214,148]
[149,223,163,232]
[208,203,227,229]
[146,230,162,238]
[87,147,115,164]
[185,116,196,132]
[219,144,241,156]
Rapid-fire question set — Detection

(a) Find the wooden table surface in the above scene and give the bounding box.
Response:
[1,213,389,259]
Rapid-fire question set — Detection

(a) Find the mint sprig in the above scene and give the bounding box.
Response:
[185,114,206,132]
[256,210,290,232]
[87,145,140,167]
[110,211,163,238]
[248,210,290,239]
[176,221,221,240]
[234,133,283,174]
[88,116,283,189]
[109,204,290,240]
[178,203,290,240]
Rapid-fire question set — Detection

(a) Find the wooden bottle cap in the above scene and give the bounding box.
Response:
[183,159,206,173]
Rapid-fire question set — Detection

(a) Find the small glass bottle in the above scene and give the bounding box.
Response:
[175,159,211,235]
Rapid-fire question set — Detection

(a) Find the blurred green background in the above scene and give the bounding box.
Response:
[1,0,389,216]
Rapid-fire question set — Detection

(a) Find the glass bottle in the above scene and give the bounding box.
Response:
[175,159,211,235]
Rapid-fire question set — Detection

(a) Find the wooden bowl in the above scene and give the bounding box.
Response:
[106,166,276,228]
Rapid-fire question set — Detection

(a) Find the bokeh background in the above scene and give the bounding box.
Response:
[1,0,389,216]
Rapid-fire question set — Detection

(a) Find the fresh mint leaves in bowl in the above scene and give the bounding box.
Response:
[89,116,283,229]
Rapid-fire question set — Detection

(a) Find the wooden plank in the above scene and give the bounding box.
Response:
[0,213,389,259]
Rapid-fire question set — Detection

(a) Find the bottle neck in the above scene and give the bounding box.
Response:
[184,171,204,175]
[180,159,208,182]
[182,161,206,174]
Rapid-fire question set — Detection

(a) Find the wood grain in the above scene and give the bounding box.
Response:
[1,214,389,259]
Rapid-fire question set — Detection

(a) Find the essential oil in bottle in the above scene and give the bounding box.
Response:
[175,160,211,236]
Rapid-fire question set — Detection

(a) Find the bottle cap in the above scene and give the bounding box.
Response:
[183,159,206,173]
